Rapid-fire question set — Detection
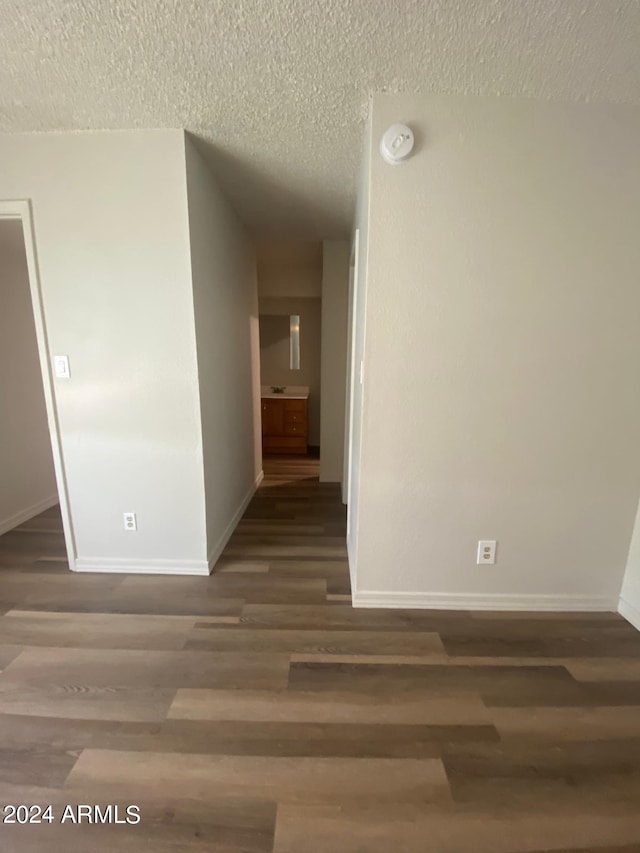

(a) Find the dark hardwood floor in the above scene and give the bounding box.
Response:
[1,456,640,851]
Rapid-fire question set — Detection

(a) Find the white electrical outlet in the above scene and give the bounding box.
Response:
[123,512,137,531]
[477,540,497,565]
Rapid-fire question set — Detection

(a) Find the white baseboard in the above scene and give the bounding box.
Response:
[207,470,264,571]
[0,494,59,536]
[72,471,265,578]
[73,556,211,575]
[353,590,618,612]
[619,596,640,632]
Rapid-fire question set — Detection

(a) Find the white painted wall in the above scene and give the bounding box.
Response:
[257,270,322,299]
[256,241,322,299]
[0,219,57,533]
[352,94,640,610]
[620,501,640,630]
[320,240,349,482]
[346,113,372,583]
[0,130,208,572]
[184,135,262,568]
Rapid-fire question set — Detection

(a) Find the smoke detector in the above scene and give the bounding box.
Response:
[380,124,414,164]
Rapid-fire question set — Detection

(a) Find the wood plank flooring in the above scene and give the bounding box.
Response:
[1,455,640,851]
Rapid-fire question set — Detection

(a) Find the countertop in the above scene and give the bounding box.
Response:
[261,385,309,400]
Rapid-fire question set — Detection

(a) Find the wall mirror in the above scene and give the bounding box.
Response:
[289,314,300,370]
[259,313,301,370]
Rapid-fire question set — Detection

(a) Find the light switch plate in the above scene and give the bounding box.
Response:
[53,355,70,378]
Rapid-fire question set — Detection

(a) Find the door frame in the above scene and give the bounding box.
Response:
[343,228,360,507]
[0,199,77,569]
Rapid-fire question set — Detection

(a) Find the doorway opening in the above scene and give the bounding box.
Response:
[0,201,75,573]
[256,240,323,478]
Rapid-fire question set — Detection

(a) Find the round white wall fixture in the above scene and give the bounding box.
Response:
[380,124,414,164]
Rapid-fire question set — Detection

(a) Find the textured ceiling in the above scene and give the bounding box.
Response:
[2,0,640,237]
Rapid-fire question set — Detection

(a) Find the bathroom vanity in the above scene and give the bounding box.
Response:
[261,386,309,455]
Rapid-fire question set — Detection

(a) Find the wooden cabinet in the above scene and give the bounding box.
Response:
[261,397,308,454]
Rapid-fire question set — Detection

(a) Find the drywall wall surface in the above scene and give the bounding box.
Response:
[346,112,372,570]
[184,135,261,565]
[620,500,640,628]
[256,241,322,298]
[256,269,322,299]
[354,93,640,606]
[259,297,322,445]
[0,219,57,531]
[320,240,349,482]
[0,130,207,569]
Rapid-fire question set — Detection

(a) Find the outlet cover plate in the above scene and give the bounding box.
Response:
[123,512,137,531]
[477,540,497,565]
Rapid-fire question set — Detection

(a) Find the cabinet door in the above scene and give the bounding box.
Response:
[261,399,284,436]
